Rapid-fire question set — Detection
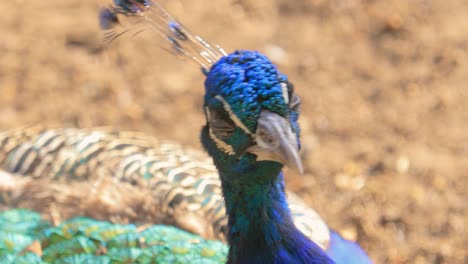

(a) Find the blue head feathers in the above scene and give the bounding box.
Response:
[205,50,290,130]
[203,51,302,168]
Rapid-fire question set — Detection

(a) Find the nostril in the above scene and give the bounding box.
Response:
[264,135,275,145]
[257,128,266,138]
[257,127,277,147]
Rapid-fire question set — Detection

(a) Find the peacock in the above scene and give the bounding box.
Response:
[0,0,372,263]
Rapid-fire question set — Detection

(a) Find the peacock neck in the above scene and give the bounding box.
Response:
[216,159,334,264]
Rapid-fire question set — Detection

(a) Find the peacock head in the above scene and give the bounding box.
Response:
[202,50,303,174]
[98,2,303,175]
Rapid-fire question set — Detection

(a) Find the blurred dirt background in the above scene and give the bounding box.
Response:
[0,0,467,263]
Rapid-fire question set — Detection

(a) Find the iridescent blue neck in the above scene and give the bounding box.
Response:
[213,154,334,264]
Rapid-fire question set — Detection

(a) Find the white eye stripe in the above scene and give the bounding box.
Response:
[281,82,289,105]
[214,95,252,135]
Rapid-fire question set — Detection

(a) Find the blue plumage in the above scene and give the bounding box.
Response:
[202,51,334,263]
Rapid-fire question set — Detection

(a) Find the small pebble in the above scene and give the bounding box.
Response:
[396,155,410,174]
[334,172,366,191]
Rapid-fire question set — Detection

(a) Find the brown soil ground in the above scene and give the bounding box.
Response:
[0,0,467,263]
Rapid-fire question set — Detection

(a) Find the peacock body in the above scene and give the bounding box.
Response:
[1,0,372,263]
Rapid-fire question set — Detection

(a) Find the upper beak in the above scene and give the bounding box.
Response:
[246,110,304,174]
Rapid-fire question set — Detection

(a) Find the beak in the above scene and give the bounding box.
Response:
[246,110,304,174]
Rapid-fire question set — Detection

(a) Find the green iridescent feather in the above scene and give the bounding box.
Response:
[0,209,227,264]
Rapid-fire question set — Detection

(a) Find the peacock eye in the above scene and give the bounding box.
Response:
[209,109,236,139]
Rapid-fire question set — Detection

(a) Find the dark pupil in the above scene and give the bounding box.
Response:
[210,109,236,139]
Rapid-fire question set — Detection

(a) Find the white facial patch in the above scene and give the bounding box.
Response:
[281,82,289,104]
